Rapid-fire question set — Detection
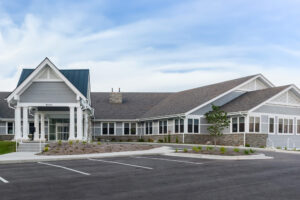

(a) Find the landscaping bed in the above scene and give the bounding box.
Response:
[39,142,156,155]
[0,141,16,155]
[178,146,257,156]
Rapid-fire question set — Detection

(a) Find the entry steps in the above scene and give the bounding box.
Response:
[17,142,47,152]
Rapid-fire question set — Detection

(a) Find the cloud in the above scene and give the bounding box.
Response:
[0,0,300,93]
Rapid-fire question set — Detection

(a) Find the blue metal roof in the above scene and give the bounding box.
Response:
[17,69,89,98]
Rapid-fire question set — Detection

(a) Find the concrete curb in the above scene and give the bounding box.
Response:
[165,153,273,160]
[0,146,173,164]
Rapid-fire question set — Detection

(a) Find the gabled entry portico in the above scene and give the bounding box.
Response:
[7,58,93,141]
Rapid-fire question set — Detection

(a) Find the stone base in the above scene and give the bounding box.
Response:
[94,133,268,147]
[0,135,15,141]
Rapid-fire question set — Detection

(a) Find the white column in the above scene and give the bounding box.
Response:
[22,107,29,140]
[40,113,45,141]
[14,106,22,141]
[76,107,83,140]
[84,112,88,141]
[69,106,75,140]
[34,112,40,141]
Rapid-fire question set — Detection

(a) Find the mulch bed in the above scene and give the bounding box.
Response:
[39,142,155,155]
[181,147,257,156]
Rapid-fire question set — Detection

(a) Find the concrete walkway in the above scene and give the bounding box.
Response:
[0,146,173,164]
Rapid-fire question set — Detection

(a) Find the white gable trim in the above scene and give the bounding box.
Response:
[248,85,299,112]
[185,74,274,115]
[7,58,86,102]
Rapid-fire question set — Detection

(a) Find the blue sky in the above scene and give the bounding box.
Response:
[0,0,300,92]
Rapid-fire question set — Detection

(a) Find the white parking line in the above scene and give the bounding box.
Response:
[37,162,91,176]
[0,176,9,183]
[134,156,203,165]
[88,158,153,170]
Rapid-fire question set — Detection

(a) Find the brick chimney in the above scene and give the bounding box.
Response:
[109,88,122,104]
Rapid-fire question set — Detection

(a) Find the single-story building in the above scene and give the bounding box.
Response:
[1,57,300,148]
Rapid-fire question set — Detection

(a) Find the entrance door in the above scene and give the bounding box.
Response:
[56,123,69,141]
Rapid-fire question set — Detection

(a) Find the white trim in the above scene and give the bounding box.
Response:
[18,103,80,107]
[185,74,274,115]
[7,58,87,103]
[268,115,276,135]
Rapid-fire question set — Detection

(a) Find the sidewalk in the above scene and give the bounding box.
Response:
[0,146,173,164]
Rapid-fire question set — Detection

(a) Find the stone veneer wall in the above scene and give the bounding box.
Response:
[0,135,14,140]
[94,133,268,147]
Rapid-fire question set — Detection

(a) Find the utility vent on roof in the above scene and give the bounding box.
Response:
[109,88,122,104]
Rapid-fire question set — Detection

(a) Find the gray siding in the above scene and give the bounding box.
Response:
[191,91,245,115]
[20,82,77,103]
[254,105,300,116]
[268,135,300,149]
[261,115,268,133]
[200,117,209,134]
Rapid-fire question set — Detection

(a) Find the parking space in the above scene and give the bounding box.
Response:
[1,153,300,200]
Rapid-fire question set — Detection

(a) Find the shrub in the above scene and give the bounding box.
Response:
[183,148,188,153]
[58,140,62,146]
[76,140,79,144]
[158,139,164,143]
[82,141,87,145]
[244,150,249,155]
[148,138,154,143]
[250,149,255,154]
[138,138,144,142]
[192,146,199,153]
[97,142,101,145]
[276,146,281,149]
[175,148,178,153]
[284,147,287,150]
[220,147,226,154]
[45,144,49,148]
[206,146,214,151]
[176,136,179,144]
[68,141,73,145]
[44,147,49,152]
[233,148,240,153]
[259,145,265,148]
[164,137,167,143]
[197,146,202,150]
[245,144,250,147]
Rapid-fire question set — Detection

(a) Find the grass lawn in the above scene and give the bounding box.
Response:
[0,141,16,155]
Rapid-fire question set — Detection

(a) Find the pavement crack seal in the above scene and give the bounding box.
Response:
[37,162,91,176]
[0,176,9,183]
[88,158,153,170]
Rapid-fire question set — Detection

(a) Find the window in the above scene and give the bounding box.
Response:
[102,123,108,135]
[175,119,179,133]
[278,118,283,134]
[180,119,184,133]
[124,123,130,135]
[131,123,136,135]
[109,123,115,135]
[7,122,13,134]
[297,120,300,134]
[249,116,260,133]
[146,122,153,135]
[269,118,274,134]
[0,122,6,134]
[289,119,294,134]
[232,117,245,133]
[194,119,199,133]
[188,119,193,133]
[159,120,167,134]
[284,119,288,133]
[239,117,245,132]
[232,118,238,133]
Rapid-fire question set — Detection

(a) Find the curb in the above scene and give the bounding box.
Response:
[165,153,273,160]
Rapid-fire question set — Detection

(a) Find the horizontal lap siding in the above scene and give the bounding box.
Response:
[254,105,300,115]
[20,82,77,103]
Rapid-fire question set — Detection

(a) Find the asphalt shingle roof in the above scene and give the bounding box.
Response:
[221,85,290,112]
[17,69,89,97]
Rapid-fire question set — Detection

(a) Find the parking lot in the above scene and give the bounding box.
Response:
[1,151,300,200]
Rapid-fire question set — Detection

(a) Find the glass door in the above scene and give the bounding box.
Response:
[56,123,69,141]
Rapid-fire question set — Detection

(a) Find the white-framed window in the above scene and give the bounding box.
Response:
[0,122,6,134]
[231,117,245,133]
[159,120,167,134]
[297,119,300,135]
[249,116,260,133]
[269,117,275,134]
[174,119,184,133]
[101,122,115,135]
[145,122,153,135]
[187,118,200,133]
[7,122,14,134]
[278,117,294,134]
[123,123,137,135]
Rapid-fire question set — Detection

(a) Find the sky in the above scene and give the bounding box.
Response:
[0,0,300,92]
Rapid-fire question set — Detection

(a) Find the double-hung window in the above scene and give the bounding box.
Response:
[102,123,115,135]
[188,119,193,133]
[124,123,136,135]
[269,117,275,134]
[231,117,245,133]
[278,118,294,134]
[146,122,153,135]
[174,119,185,133]
[159,120,167,134]
[249,116,260,133]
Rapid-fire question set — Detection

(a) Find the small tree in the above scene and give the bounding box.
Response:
[204,105,230,146]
